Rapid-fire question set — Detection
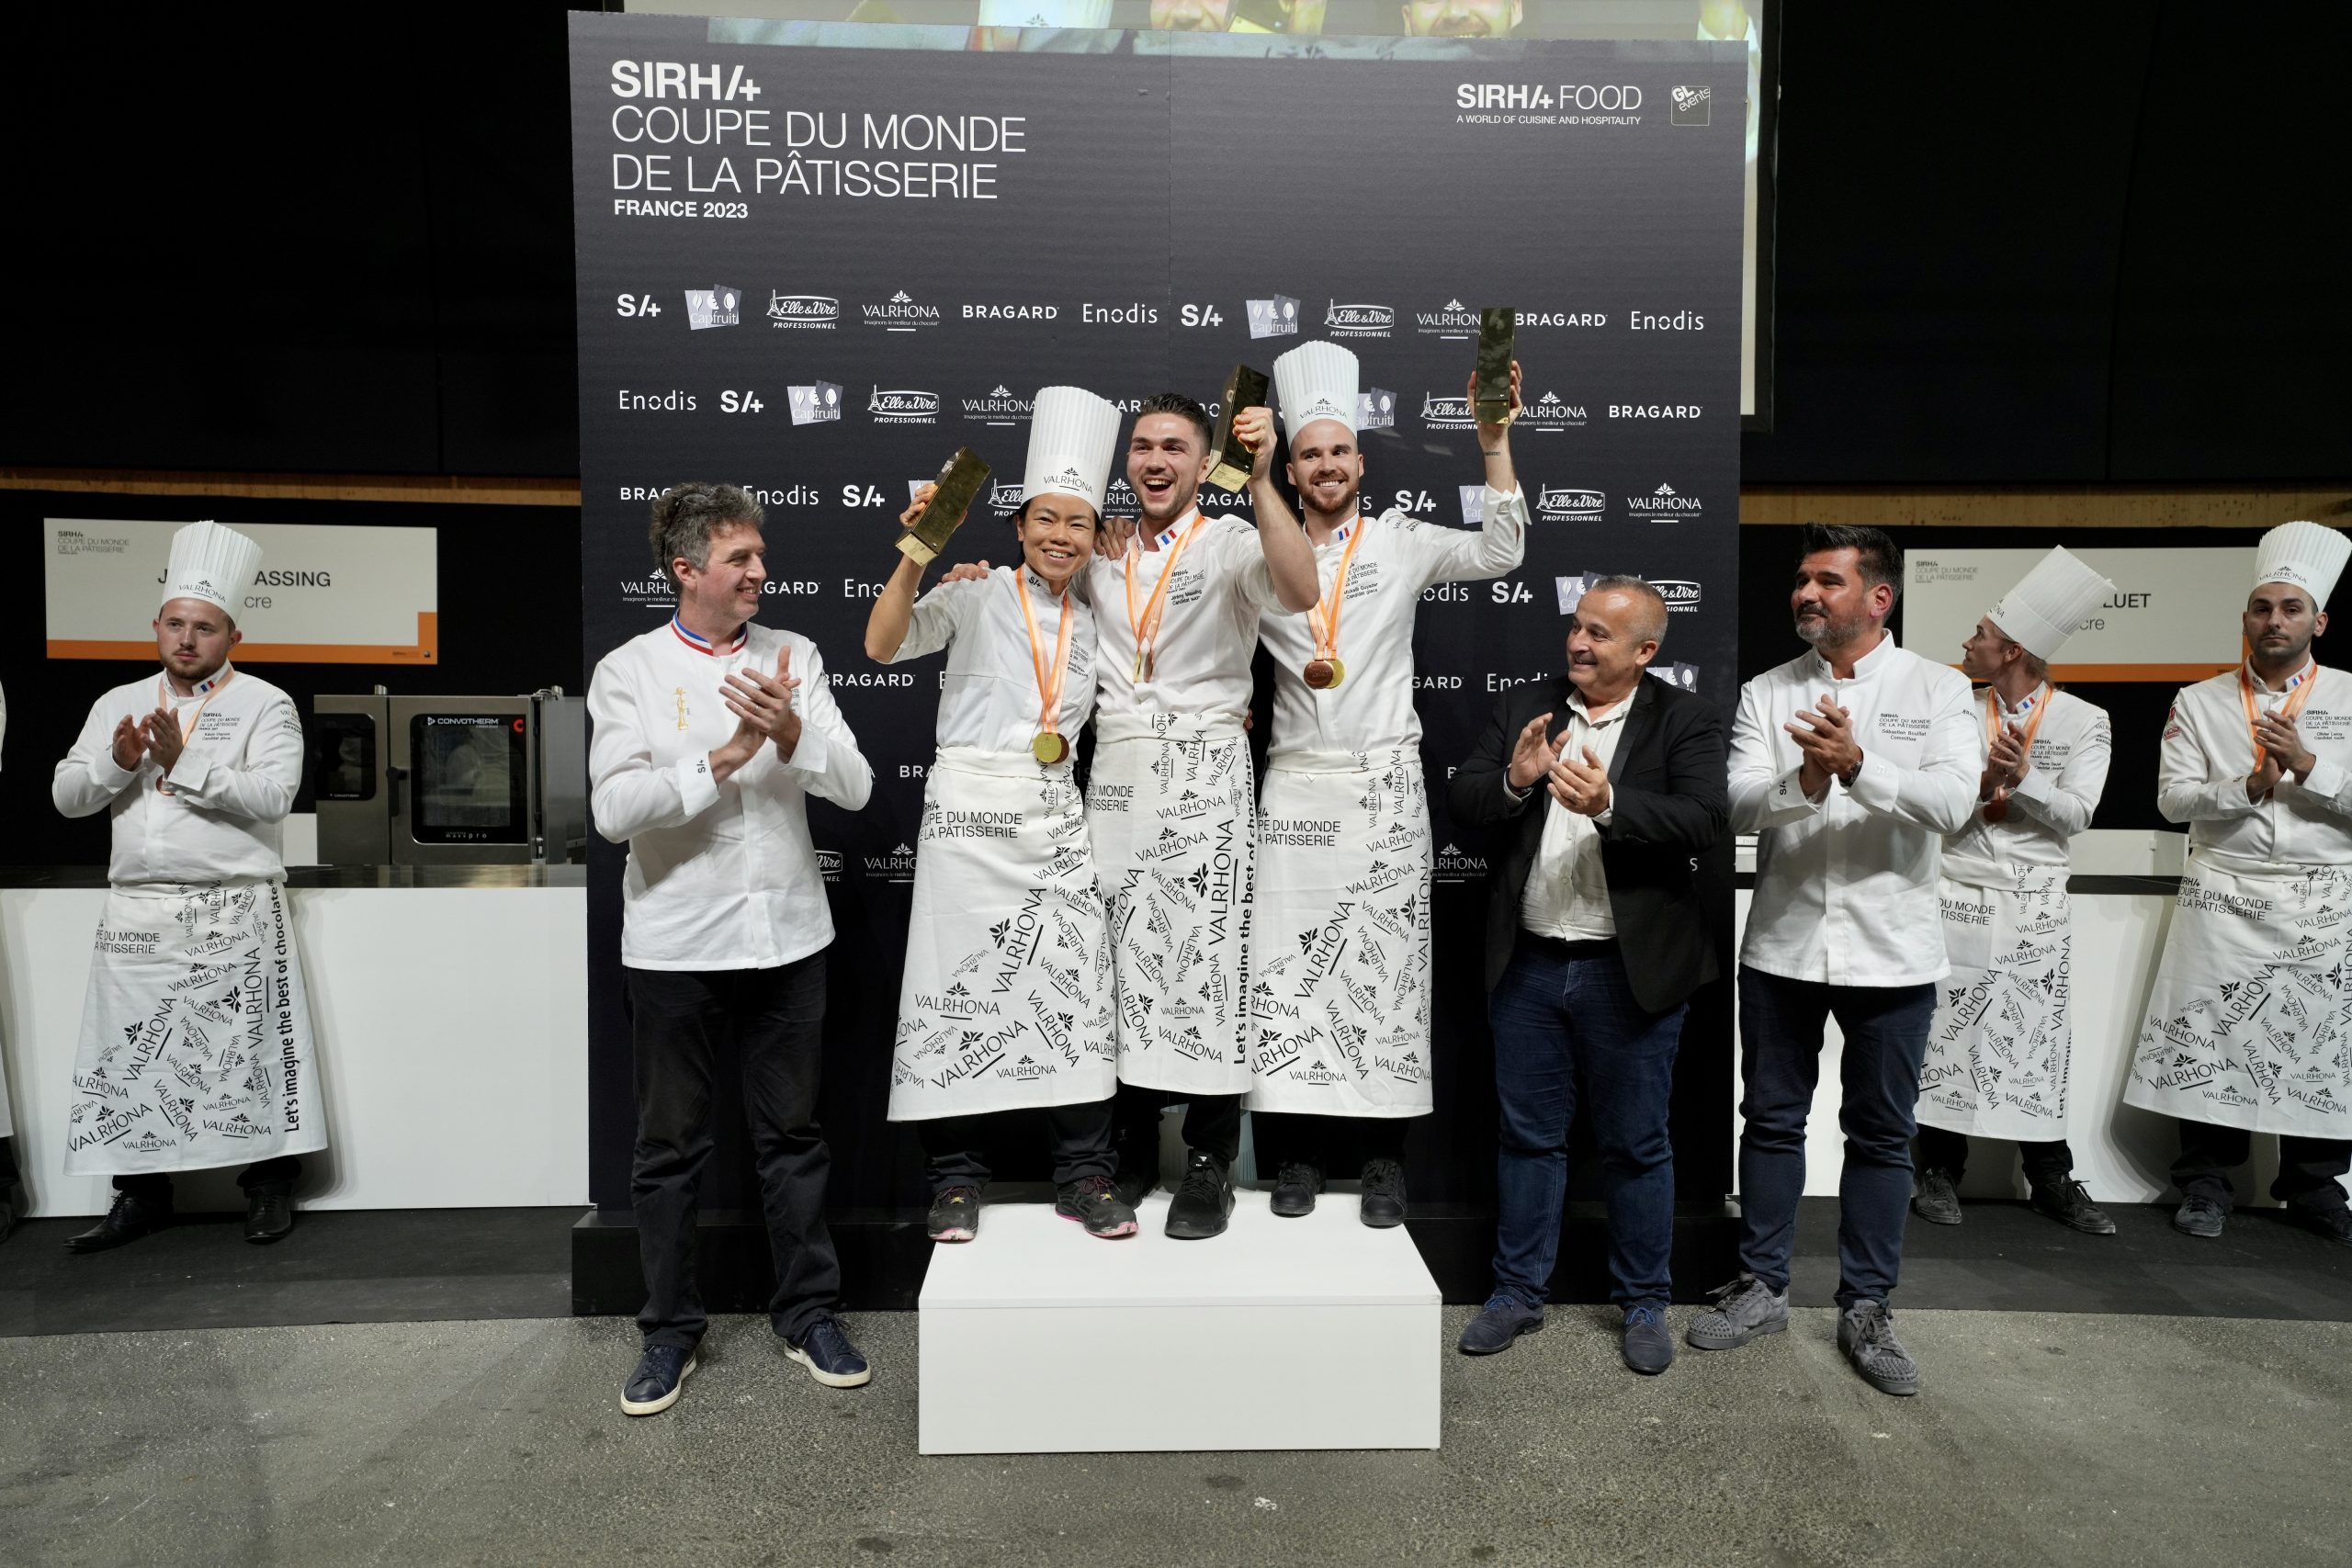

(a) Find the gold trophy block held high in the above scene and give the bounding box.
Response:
[1206,364,1272,493]
[1476,309,1517,426]
[897,447,993,565]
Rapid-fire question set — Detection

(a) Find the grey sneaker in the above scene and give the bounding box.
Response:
[2173,1193,2228,1237]
[1910,1168,1962,1225]
[1838,1300,1920,1396]
[1684,1273,1789,1350]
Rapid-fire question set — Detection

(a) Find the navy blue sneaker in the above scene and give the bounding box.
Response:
[1457,1293,1544,1355]
[620,1343,695,1416]
[784,1315,872,1388]
[1622,1304,1675,1375]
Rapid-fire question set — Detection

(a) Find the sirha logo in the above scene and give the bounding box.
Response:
[1416,299,1480,337]
[1626,482,1703,517]
[1537,486,1604,521]
[767,292,838,329]
[868,386,940,423]
[1324,299,1394,337]
[863,289,940,330]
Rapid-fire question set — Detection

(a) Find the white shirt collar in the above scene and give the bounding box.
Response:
[1808,629,1895,682]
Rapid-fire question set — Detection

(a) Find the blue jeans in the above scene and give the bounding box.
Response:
[1736,966,1936,1309]
[1488,941,1685,1310]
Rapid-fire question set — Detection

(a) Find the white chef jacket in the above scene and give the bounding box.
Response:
[53,665,301,886]
[1942,685,2111,869]
[1517,684,1634,942]
[1085,510,1296,729]
[589,620,874,971]
[886,565,1097,750]
[1730,634,1976,986]
[2158,660,2352,864]
[1257,489,1528,758]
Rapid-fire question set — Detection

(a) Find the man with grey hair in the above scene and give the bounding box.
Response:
[1698,524,1975,1398]
[1449,575,1726,1375]
[589,482,876,1416]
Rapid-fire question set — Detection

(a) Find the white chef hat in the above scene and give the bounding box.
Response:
[976,0,1114,26]
[1021,386,1121,513]
[1272,341,1359,437]
[161,521,263,616]
[2253,520,2351,609]
[1985,546,2115,661]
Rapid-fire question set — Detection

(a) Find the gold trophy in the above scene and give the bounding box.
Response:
[896,447,993,564]
[1475,309,1517,425]
[1205,364,1272,492]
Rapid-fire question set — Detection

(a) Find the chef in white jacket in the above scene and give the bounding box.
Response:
[2127,520,2352,1248]
[865,387,1132,1245]
[590,481,876,1416]
[1910,547,2118,1235]
[52,522,322,1253]
[1243,341,1527,1226]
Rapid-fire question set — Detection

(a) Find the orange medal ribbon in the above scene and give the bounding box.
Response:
[1980,683,2051,824]
[2239,661,2317,784]
[1123,511,1204,682]
[1011,570,1075,765]
[1302,520,1365,691]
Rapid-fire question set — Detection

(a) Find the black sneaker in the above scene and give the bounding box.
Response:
[1113,1153,1158,1211]
[1622,1304,1675,1376]
[244,1188,295,1246]
[2288,1200,2352,1248]
[1270,1161,1321,1218]
[784,1316,872,1388]
[65,1190,173,1254]
[1838,1300,1920,1396]
[620,1344,695,1416]
[2030,1177,2117,1235]
[927,1185,980,1243]
[1164,1150,1235,1240]
[1055,1175,1138,1239]
[1359,1157,1408,1228]
[1910,1168,1962,1226]
[1457,1293,1544,1355]
[2173,1193,2228,1237]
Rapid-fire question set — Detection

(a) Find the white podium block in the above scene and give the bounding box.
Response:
[918,1189,1442,1454]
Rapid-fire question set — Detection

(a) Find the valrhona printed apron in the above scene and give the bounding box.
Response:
[1245,746,1433,1117]
[64,881,326,1175]
[1915,856,2075,1140]
[1086,713,1256,1097]
[888,749,1116,1121]
[2125,852,2352,1136]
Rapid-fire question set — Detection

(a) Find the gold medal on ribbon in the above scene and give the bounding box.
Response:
[1032,731,1069,765]
[1012,570,1077,768]
[1124,515,1203,688]
[1303,524,1364,696]
[1304,658,1342,690]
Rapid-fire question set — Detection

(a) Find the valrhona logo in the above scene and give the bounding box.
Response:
[1324,299,1393,338]
[1435,843,1489,884]
[962,386,1033,423]
[768,292,838,329]
[1247,296,1300,339]
[1519,390,1588,430]
[869,386,941,423]
[1626,483,1703,518]
[864,842,919,881]
[864,289,940,331]
[1417,299,1479,338]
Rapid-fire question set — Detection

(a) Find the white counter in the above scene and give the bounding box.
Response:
[0,885,587,1218]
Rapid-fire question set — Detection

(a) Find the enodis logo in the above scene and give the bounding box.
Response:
[768,292,838,329]
[1536,486,1604,522]
[684,286,740,330]
[787,383,843,425]
[1247,296,1300,339]
[868,385,941,423]
[1358,389,1396,431]
[1323,299,1394,338]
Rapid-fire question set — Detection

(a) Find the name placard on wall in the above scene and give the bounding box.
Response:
[44,520,438,664]
[1901,547,2246,681]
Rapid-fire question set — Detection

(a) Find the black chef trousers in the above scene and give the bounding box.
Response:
[113,1155,303,1201]
[1251,1111,1409,1174]
[2172,1119,2352,1210]
[627,953,842,1349]
[1916,1125,2075,1187]
[918,1099,1117,1195]
[1112,1084,1241,1172]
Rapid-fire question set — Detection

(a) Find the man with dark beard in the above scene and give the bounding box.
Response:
[1694,525,1974,1398]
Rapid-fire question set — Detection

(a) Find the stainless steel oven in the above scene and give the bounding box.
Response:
[313,691,586,866]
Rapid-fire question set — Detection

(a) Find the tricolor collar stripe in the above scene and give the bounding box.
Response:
[671,617,747,656]
[1155,510,1202,550]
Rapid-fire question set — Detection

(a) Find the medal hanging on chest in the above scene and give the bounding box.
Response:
[1012,570,1076,765]
[1979,683,2051,824]
[1303,521,1365,691]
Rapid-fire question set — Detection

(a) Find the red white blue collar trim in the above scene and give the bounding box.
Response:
[671,617,748,656]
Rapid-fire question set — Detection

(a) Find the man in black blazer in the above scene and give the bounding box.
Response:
[1447,576,1727,1375]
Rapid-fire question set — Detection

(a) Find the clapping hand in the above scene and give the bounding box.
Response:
[110,715,148,773]
[721,646,803,761]
[1507,712,1559,792]
[1549,745,1612,817]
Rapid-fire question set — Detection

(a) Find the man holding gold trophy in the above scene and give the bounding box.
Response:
[865,388,1137,1245]
[1243,339,1530,1225]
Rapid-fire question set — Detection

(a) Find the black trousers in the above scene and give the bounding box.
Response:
[1916,1125,2075,1187]
[114,1155,302,1201]
[2172,1119,2352,1210]
[627,955,841,1349]
[1112,1083,1241,1169]
[918,1099,1117,1194]
[1251,1111,1408,1174]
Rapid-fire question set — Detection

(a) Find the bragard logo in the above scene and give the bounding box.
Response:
[864,289,941,332]
[869,385,941,423]
[1419,392,1475,430]
[1324,299,1394,338]
[1358,388,1396,430]
[1625,482,1703,517]
[1536,486,1604,521]
[684,286,741,330]
[767,292,838,329]
[787,382,843,425]
[1247,296,1300,339]
[1416,299,1480,339]
[961,386,1033,424]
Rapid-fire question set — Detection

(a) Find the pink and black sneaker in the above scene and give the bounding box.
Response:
[926,1185,979,1242]
[1055,1175,1138,1238]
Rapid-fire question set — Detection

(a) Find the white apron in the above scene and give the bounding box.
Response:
[888,748,1116,1121]
[1087,713,1256,1096]
[2124,851,2352,1136]
[64,881,327,1176]
[1245,747,1433,1117]
[1916,855,2074,1140]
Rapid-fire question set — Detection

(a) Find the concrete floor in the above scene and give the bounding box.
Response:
[2,1307,2346,1568]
